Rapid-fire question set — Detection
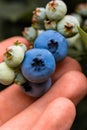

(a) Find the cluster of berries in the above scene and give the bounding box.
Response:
[21,30,68,97]
[0,41,27,86]
[0,0,81,97]
[67,2,87,48]
[0,29,68,97]
[22,0,80,47]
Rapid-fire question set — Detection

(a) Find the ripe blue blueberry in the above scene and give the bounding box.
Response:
[21,48,56,83]
[34,30,68,62]
[21,78,52,97]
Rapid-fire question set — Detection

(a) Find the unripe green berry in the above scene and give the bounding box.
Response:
[4,45,25,68]
[14,71,26,85]
[57,15,80,38]
[44,20,57,30]
[45,0,67,21]
[14,41,27,53]
[0,62,15,85]
[67,35,83,57]
[32,8,46,30]
[71,13,83,25]
[32,7,46,22]
[22,26,37,42]
[66,34,83,51]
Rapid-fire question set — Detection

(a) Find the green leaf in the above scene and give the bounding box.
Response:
[78,26,87,48]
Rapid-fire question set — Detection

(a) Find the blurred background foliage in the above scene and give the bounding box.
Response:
[0,0,86,40]
[0,0,87,129]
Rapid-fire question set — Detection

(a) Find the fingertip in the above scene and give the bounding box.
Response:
[33,97,76,130]
[53,70,87,105]
[49,97,76,118]
[48,97,76,130]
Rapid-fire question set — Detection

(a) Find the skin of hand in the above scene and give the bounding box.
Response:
[0,36,87,130]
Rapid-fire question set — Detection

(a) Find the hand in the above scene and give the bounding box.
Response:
[0,36,87,130]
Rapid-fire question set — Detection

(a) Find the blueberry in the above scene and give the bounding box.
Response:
[21,78,52,97]
[0,62,15,85]
[34,30,68,62]
[45,0,67,21]
[21,48,56,83]
[4,45,25,68]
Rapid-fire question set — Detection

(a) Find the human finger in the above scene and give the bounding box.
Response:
[51,56,82,83]
[0,84,36,125]
[32,97,76,130]
[0,57,82,125]
[0,97,76,130]
[0,71,86,129]
[0,36,83,126]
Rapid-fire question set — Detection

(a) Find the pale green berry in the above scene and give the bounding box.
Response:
[14,40,27,53]
[45,0,67,21]
[71,13,83,25]
[22,26,37,42]
[66,34,83,51]
[44,20,57,30]
[4,45,25,68]
[57,15,80,38]
[66,33,81,47]
[75,3,87,17]
[32,7,46,22]
[0,62,15,85]
[12,65,21,76]
[14,71,26,85]
[19,43,27,52]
